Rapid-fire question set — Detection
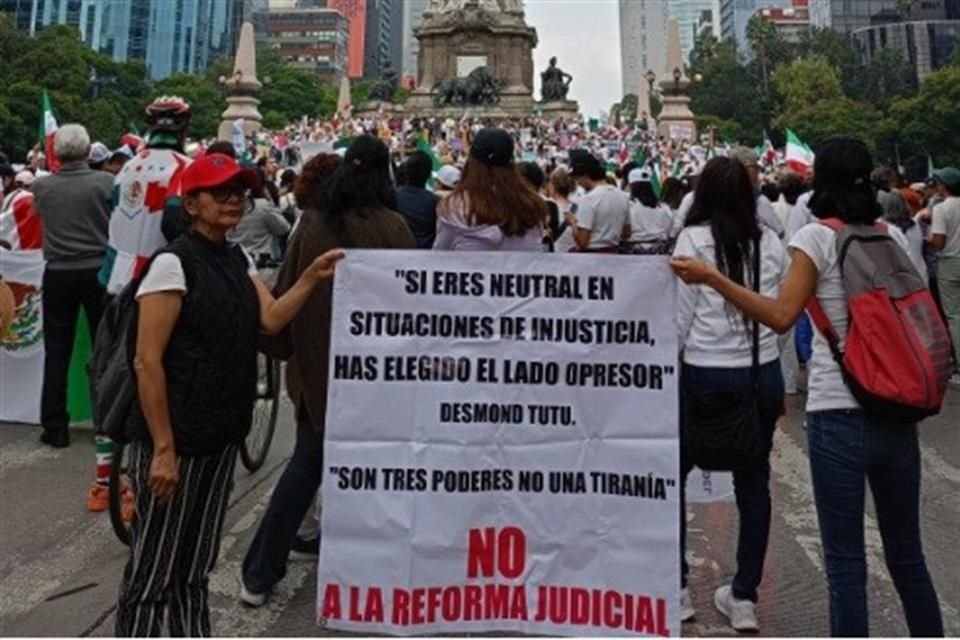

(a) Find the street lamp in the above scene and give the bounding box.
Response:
[644,69,656,93]
[672,66,682,91]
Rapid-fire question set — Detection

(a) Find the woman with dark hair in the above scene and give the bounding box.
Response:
[625,168,673,254]
[661,176,688,213]
[433,128,546,252]
[115,153,342,636]
[548,167,578,253]
[672,137,944,637]
[672,157,787,632]
[278,168,300,226]
[239,136,414,606]
[518,161,559,251]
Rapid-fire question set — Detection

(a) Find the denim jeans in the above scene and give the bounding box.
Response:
[679,360,784,602]
[806,410,944,637]
[242,407,323,593]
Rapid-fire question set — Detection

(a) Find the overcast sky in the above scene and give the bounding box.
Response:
[524,0,621,117]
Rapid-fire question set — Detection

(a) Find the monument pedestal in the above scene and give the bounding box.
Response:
[657,94,696,142]
[353,101,405,118]
[218,22,262,142]
[535,100,580,121]
[411,2,537,119]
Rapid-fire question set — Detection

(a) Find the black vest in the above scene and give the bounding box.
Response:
[127,231,259,456]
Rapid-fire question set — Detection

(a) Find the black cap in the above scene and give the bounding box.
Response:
[813,136,873,187]
[469,128,514,167]
[568,149,603,178]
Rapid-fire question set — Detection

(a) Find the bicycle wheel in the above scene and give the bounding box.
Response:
[241,352,280,472]
[108,442,132,546]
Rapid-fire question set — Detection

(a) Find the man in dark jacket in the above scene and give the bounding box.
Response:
[394,151,440,249]
[32,124,114,447]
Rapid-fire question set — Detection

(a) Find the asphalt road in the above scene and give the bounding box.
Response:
[1,388,957,637]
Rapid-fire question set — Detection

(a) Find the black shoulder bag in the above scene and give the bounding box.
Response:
[681,237,769,471]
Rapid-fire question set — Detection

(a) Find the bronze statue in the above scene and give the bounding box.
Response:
[540,56,572,102]
[367,64,398,102]
[433,67,502,107]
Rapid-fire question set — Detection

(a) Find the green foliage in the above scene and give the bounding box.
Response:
[695,115,744,144]
[857,48,916,108]
[261,109,288,131]
[890,65,960,169]
[774,97,890,150]
[773,56,844,113]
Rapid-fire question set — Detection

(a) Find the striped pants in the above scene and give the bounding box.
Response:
[115,443,237,637]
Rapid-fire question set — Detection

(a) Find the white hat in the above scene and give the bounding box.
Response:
[14,170,36,186]
[436,165,461,189]
[88,142,111,164]
[628,167,651,184]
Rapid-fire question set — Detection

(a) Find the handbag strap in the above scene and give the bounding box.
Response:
[751,235,760,388]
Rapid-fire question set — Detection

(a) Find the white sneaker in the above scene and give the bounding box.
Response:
[714,585,758,632]
[239,580,266,607]
[680,587,696,622]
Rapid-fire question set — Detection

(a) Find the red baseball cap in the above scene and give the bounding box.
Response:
[180,153,261,195]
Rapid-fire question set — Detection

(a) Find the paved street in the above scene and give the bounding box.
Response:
[1,388,957,637]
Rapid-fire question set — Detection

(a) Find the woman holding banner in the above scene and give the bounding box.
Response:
[115,153,344,636]
[672,156,787,632]
[240,136,415,607]
[671,137,944,637]
[432,127,546,252]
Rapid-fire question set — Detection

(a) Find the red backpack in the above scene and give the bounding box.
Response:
[805,218,953,423]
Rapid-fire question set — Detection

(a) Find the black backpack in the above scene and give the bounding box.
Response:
[89,249,192,443]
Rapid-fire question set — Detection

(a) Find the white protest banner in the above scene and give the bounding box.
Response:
[319,251,680,637]
[0,249,45,423]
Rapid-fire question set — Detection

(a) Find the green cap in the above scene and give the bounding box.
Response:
[933,167,960,188]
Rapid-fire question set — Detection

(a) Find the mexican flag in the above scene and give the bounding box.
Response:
[760,130,776,166]
[39,91,60,173]
[416,136,441,172]
[649,160,663,199]
[785,129,814,175]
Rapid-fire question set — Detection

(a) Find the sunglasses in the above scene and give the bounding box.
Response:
[207,183,247,203]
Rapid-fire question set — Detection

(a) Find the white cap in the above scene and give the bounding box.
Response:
[436,165,461,189]
[628,167,651,184]
[88,142,111,164]
[14,170,36,186]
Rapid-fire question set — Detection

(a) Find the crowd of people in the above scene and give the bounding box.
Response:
[1,94,959,637]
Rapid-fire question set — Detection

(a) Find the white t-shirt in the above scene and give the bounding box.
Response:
[628,201,673,244]
[137,251,258,298]
[789,223,911,412]
[673,225,787,367]
[786,191,814,242]
[672,191,785,239]
[575,184,629,249]
[931,196,960,257]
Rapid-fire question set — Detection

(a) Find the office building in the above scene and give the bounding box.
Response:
[326,0,367,78]
[363,0,397,78]
[0,0,244,79]
[719,0,792,56]
[758,1,809,43]
[400,0,428,85]
[852,19,959,81]
[668,0,717,60]
[259,4,348,80]
[619,0,669,97]
[809,0,946,32]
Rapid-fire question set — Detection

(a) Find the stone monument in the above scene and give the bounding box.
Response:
[656,19,696,142]
[406,0,537,119]
[535,56,579,120]
[218,22,262,141]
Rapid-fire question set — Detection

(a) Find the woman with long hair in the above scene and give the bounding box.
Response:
[548,166,578,253]
[673,157,787,632]
[672,137,944,636]
[239,137,414,606]
[433,128,546,252]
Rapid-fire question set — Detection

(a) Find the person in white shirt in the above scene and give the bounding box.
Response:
[671,156,786,632]
[928,166,960,375]
[671,136,944,637]
[670,151,785,240]
[625,167,673,254]
[568,149,630,253]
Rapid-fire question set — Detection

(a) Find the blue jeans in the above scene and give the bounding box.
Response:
[242,408,323,593]
[807,410,943,637]
[679,360,784,602]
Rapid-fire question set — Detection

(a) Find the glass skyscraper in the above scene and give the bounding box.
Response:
[0,0,244,79]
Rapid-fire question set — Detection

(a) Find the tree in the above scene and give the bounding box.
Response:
[796,27,859,96]
[891,65,960,169]
[774,97,892,151]
[688,38,769,142]
[773,56,844,114]
[857,47,916,109]
[746,14,791,97]
[695,115,744,144]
